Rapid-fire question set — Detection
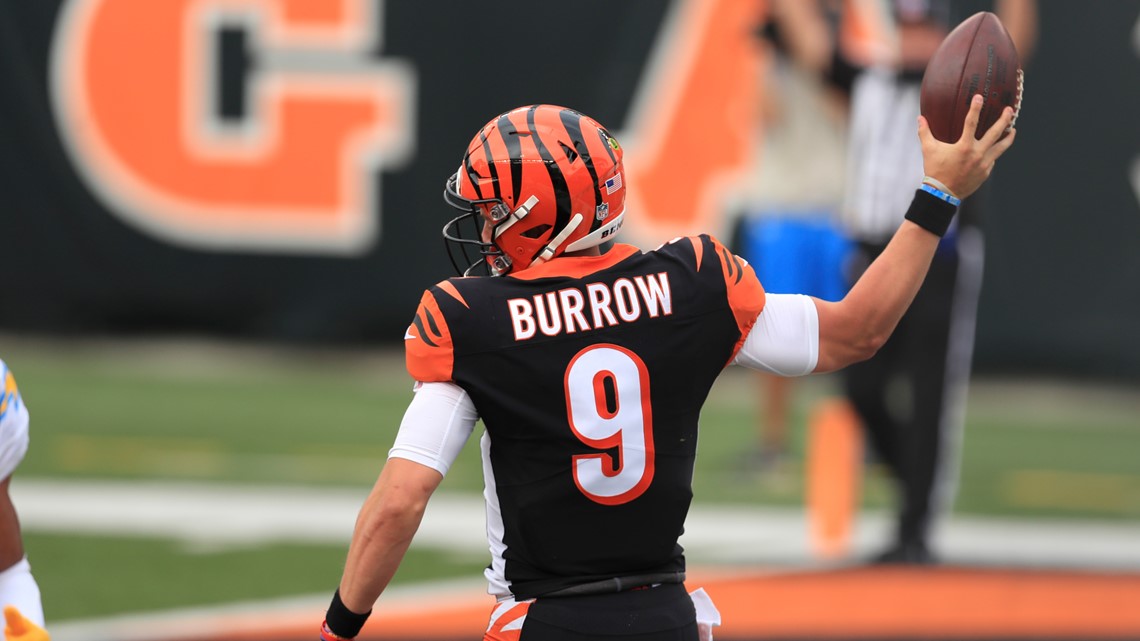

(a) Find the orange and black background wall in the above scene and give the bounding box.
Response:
[0,0,1137,383]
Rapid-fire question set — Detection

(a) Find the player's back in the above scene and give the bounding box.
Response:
[406,235,764,598]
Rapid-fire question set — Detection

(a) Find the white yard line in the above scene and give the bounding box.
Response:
[15,478,1140,569]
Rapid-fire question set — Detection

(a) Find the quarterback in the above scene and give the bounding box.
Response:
[320,98,1015,640]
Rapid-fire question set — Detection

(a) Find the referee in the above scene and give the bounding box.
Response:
[837,0,1036,564]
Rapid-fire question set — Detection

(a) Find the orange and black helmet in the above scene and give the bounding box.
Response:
[443,105,626,276]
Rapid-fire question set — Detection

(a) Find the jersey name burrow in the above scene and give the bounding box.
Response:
[506,272,672,341]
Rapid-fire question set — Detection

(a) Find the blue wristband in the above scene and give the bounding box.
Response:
[919,183,962,207]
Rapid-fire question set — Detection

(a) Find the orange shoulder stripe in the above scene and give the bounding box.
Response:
[709,236,765,361]
[405,289,455,383]
[688,236,704,270]
[436,280,469,308]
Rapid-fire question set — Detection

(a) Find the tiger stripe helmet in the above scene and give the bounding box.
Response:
[443,105,626,276]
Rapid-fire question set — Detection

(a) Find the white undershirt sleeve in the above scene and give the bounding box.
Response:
[732,293,820,376]
[388,381,478,476]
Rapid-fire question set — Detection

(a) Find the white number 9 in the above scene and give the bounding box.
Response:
[564,344,655,505]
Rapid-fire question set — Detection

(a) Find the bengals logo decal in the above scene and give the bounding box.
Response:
[50,0,415,254]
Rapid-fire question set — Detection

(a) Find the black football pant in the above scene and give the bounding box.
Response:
[519,583,698,640]
[842,229,980,549]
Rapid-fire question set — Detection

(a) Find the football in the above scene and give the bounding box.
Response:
[920,11,1022,142]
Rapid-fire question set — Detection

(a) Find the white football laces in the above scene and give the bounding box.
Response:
[1009,68,1024,132]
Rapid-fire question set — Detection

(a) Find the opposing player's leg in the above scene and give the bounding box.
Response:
[0,363,46,633]
[0,479,24,573]
[0,478,43,630]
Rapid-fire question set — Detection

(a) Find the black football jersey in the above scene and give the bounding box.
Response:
[405,235,765,599]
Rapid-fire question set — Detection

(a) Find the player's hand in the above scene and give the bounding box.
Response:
[3,607,49,641]
[918,93,1016,200]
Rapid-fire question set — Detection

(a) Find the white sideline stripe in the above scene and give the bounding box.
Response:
[14,478,1140,569]
[12,479,488,550]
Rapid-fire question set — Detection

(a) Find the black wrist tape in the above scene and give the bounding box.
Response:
[904,189,958,237]
[326,589,371,639]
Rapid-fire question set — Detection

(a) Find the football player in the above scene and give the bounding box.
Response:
[0,361,48,641]
[320,99,1015,640]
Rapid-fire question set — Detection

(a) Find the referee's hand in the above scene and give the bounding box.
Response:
[919,93,1017,200]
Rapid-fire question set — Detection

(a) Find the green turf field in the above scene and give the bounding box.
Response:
[2,336,1138,621]
[23,533,488,622]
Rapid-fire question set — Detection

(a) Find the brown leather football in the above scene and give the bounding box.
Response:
[920,12,1022,142]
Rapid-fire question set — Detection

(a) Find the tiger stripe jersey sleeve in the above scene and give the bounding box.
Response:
[706,235,766,361]
[404,286,457,383]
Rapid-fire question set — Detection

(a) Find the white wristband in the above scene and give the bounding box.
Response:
[922,175,959,199]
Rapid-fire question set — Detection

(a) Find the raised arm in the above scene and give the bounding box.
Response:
[812,95,1016,373]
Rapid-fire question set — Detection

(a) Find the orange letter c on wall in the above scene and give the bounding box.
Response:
[51,0,415,254]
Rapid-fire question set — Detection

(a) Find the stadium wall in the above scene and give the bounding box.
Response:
[0,1,1137,381]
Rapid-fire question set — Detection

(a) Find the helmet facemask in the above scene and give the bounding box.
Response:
[442,172,512,276]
